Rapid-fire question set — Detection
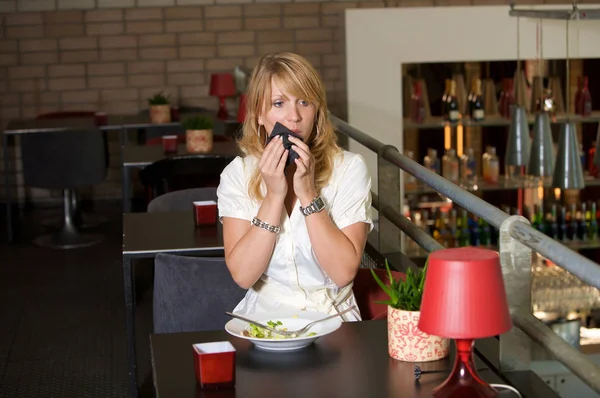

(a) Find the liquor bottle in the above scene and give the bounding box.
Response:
[424,148,440,175]
[441,79,450,116]
[570,204,579,242]
[536,204,545,234]
[471,215,481,246]
[432,208,443,244]
[470,78,485,121]
[446,80,460,122]
[591,202,598,241]
[449,209,459,248]
[460,210,470,247]
[549,204,559,240]
[410,81,426,123]
[579,203,589,241]
[480,218,491,247]
[589,142,598,178]
[577,76,592,116]
[467,77,475,116]
[442,148,460,183]
[486,147,500,184]
[560,205,569,242]
[460,148,477,188]
[482,146,492,183]
[531,205,539,231]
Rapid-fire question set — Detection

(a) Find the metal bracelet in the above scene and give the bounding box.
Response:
[251,217,281,234]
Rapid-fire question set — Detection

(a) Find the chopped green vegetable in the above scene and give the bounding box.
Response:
[242,320,317,339]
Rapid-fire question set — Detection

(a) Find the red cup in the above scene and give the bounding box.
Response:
[94,112,108,126]
[170,106,180,122]
[193,200,218,226]
[192,342,236,390]
[162,135,178,153]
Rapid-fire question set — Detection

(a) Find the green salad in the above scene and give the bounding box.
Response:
[242,320,317,339]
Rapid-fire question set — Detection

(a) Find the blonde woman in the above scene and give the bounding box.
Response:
[217,53,372,321]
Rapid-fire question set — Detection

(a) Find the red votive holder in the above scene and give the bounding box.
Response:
[193,200,217,226]
[170,106,180,122]
[192,341,236,390]
[94,112,108,126]
[162,135,178,153]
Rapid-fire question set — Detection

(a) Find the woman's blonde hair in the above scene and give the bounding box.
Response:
[238,52,341,202]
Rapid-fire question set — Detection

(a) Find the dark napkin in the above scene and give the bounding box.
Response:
[266,122,303,168]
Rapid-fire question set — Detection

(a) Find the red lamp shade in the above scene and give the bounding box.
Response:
[418,247,512,398]
[210,73,236,97]
[210,73,236,120]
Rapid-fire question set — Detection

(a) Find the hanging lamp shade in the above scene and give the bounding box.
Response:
[505,106,531,167]
[552,122,585,189]
[527,112,555,178]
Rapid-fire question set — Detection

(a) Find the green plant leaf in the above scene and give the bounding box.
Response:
[370,258,429,311]
[148,91,170,105]
[182,115,214,130]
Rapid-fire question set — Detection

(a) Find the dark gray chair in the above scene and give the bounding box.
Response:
[153,253,246,334]
[147,187,217,213]
[20,129,107,249]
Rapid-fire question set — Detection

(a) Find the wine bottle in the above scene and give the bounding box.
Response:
[460,148,477,188]
[470,78,485,121]
[442,148,459,183]
[424,148,440,175]
[446,80,460,122]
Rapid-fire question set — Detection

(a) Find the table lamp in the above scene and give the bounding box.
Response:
[210,73,236,120]
[418,247,512,398]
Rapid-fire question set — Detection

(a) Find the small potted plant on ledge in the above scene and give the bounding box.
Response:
[148,91,171,124]
[182,115,215,153]
[371,260,449,362]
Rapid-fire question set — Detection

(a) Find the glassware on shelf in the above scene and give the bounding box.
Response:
[460,148,477,189]
[485,147,500,184]
[424,148,440,175]
[576,76,592,117]
[410,81,426,123]
[403,150,417,189]
[442,148,459,183]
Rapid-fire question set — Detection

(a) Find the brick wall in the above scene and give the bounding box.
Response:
[0,0,582,202]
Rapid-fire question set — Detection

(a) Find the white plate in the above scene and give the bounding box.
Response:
[224,310,342,352]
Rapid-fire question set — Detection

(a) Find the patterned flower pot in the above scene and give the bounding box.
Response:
[186,129,213,153]
[387,306,449,362]
[150,105,171,124]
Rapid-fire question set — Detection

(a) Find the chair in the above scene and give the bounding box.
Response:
[153,253,246,334]
[36,111,109,229]
[353,268,405,321]
[139,156,232,202]
[20,129,107,249]
[147,187,217,213]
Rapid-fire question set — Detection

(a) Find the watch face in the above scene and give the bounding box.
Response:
[315,197,325,210]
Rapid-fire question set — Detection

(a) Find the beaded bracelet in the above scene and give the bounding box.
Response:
[251,217,281,234]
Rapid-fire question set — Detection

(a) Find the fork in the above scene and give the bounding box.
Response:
[225,306,357,337]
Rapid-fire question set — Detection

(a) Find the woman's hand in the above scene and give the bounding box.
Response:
[258,135,289,199]
[288,135,317,204]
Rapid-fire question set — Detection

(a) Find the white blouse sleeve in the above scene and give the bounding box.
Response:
[329,153,374,232]
[217,157,254,223]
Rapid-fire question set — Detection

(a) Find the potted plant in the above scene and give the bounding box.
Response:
[182,115,215,153]
[371,260,449,362]
[148,91,171,124]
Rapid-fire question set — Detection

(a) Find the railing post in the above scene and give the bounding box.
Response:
[377,145,402,255]
[499,215,533,372]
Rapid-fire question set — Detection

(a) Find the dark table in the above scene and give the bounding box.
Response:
[150,320,559,398]
[121,140,239,212]
[122,211,225,398]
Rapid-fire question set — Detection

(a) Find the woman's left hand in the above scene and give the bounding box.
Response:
[288,135,317,204]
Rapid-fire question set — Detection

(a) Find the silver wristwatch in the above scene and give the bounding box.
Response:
[299,196,325,217]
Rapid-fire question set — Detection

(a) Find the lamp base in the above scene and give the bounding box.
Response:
[433,339,497,398]
[216,97,229,120]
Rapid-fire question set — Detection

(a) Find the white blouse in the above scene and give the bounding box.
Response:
[217,150,373,321]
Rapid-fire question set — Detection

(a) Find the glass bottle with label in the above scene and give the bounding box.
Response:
[446,80,460,122]
[460,148,477,188]
[485,147,500,184]
[470,78,485,121]
[424,148,440,175]
[481,146,493,182]
[442,148,459,183]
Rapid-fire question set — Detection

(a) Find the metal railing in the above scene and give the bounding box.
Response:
[331,114,600,394]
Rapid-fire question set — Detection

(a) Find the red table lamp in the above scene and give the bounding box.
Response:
[418,247,512,398]
[210,73,236,120]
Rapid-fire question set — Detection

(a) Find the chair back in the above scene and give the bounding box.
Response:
[353,268,405,321]
[139,156,232,200]
[147,187,217,213]
[153,254,246,334]
[21,129,107,189]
